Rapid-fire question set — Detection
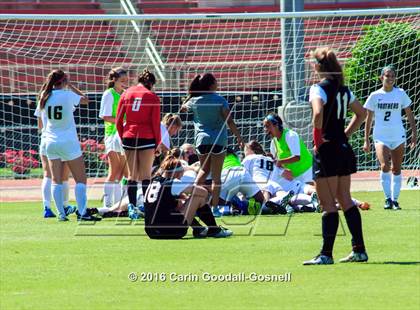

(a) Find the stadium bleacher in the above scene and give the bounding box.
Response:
[0,0,418,93]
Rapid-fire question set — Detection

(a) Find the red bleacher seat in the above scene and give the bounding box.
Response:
[0,2,100,10]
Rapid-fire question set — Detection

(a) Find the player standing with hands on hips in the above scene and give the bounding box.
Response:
[363,65,417,210]
[304,47,367,265]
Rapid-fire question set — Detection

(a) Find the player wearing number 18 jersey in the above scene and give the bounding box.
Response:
[116,69,161,213]
[304,47,367,265]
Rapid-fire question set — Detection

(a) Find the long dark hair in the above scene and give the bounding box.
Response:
[107,67,127,88]
[312,47,344,87]
[38,69,67,109]
[183,73,217,103]
[138,69,156,90]
[245,140,266,156]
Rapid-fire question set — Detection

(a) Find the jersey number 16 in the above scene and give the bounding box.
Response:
[47,106,63,120]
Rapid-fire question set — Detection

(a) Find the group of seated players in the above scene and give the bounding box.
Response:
[84,140,370,224]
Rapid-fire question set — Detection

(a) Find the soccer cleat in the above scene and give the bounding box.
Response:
[58,215,69,222]
[211,206,223,218]
[247,198,262,215]
[265,200,287,215]
[193,226,208,238]
[286,205,295,214]
[303,254,334,265]
[339,251,368,263]
[43,206,56,218]
[358,201,370,211]
[64,205,77,216]
[384,198,393,210]
[128,203,143,220]
[392,201,401,210]
[77,214,102,221]
[208,226,233,238]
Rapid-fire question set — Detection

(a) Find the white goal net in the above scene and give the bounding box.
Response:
[0,8,419,178]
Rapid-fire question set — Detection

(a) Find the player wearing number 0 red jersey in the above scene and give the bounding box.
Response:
[116,69,161,214]
[363,65,417,211]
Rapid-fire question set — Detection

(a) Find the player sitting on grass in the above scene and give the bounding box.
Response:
[144,155,232,239]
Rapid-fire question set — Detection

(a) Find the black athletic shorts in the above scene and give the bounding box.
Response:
[313,141,357,179]
[145,212,188,239]
[122,138,156,151]
[196,144,225,155]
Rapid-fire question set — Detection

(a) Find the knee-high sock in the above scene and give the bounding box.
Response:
[196,204,219,234]
[62,181,69,207]
[103,181,113,208]
[380,171,391,199]
[344,206,366,253]
[75,183,87,216]
[320,212,339,257]
[42,177,52,209]
[392,173,402,202]
[141,179,150,197]
[113,181,122,205]
[52,183,65,217]
[127,180,138,206]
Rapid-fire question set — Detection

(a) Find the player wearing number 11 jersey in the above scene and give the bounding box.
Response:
[304,47,367,265]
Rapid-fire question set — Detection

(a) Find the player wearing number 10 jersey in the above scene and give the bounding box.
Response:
[116,69,161,213]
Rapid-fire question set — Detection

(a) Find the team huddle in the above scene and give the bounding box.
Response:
[35,47,417,264]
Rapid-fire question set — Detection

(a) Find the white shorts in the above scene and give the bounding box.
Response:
[374,138,405,150]
[294,167,313,184]
[253,176,279,196]
[104,134,124,154]
[39,136,47,157]
[220,167,260,202]
[46,138,82,161]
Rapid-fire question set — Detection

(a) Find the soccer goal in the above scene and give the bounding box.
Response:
[0,7,419,178]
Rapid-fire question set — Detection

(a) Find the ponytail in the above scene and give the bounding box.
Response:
[183,73,217,104]
[38,69,67,109]
[312,47,344,87]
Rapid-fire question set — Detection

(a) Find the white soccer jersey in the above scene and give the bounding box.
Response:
[34,105,48,132]
[43,89,81,142]
[364,87,411,141]
[160,123,171,149]
[242,154,276,183]
[99,89,114,118]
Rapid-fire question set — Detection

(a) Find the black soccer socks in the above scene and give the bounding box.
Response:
[321,212,339,257]
[344,206,366,253]
[127,180,138,206]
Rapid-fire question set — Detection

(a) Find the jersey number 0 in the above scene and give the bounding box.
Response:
[132,98,142,111]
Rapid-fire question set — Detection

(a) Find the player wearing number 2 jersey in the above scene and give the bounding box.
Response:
[116,69,161,214]
[304,47,367,265]
[363,66,417,210]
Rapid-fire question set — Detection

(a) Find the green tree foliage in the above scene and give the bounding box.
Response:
[344,20,419,106]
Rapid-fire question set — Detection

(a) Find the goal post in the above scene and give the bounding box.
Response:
[0,8,419,178]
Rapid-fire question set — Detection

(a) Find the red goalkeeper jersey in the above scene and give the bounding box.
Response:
[116,84,161,144]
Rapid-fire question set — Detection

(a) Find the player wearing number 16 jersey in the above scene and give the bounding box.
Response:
[304,47,367,265]
[40,70,100,221]
[116,69,161,213]
[363,66,417,210]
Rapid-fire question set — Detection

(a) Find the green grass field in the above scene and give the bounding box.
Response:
[1,191,419,309]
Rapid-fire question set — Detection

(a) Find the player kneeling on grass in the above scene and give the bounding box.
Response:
[144,155,232,239]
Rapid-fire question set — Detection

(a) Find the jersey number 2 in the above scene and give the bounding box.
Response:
[132,98,142,111]
[47,106,63,120]
[384,111,391,121]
